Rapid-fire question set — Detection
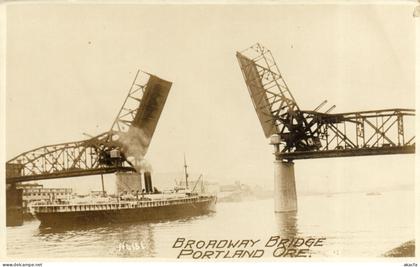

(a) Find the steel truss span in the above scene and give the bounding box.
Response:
[6,71,172,183]
[237,43,415,160]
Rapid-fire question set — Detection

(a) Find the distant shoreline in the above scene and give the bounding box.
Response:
[383,240,415,257]
[300,187,414,197]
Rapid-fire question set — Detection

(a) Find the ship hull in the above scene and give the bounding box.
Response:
[35,197,216,226]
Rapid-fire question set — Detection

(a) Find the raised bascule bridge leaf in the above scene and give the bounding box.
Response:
[237,42,415,214]
[236,43,415,161]
[6,71,172,183]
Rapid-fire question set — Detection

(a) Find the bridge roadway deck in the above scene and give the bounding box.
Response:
[6,166,135,184]
[277,145,415,160]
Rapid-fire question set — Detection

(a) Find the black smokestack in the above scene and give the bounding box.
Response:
[144,171,153,193]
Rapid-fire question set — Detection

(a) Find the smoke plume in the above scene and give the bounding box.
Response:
[118,127,153,172]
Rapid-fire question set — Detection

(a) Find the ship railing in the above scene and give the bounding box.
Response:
[33,195,213,213]
[33,202,135,213]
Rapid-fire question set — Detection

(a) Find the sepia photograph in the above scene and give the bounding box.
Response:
[1,1,418,264]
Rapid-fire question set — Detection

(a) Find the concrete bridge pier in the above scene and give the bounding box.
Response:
[274,160,297,212]
[116,172,143,195]
[6,183,23,226]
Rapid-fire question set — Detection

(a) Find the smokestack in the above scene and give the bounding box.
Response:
[144,171,153,193]
[139,172,143,194]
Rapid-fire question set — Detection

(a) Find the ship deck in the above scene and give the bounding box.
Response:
[33,195,215,214]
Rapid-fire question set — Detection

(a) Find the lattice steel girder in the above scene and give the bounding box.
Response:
[275,108,415,160]
[6,71,171,183]
[109,71,172,159]
[236,43,316,152]
[6,132,136,183]
[6,166,135,184]
[276,146,415,160]
[237,43,415,158]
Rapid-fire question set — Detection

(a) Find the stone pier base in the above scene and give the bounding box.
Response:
[274,160,297,212]
[115,172,143,195]
[6,184,23,226]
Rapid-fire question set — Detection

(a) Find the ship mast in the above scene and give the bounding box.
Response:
[100,174,105,196]
[184,154,189,190]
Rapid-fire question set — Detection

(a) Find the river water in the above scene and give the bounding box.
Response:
[7,189,414,259]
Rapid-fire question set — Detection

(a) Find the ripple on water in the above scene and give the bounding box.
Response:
[7,193,414,258]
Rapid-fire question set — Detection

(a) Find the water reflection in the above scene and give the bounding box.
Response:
[36,212,215,234]
[113,222,156,257]
[33,212,217,257]
[7,194,414,258]
[274,211,298,239]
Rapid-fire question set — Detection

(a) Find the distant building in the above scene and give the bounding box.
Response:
[218,181,272,203]
[220,181,249,192]
[16,183,73,214]
[220,184,239,192]
[178,179,219,194]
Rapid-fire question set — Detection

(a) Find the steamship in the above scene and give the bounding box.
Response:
[32,165,217,226]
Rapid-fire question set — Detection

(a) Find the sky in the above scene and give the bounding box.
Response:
[5,3,416,194]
